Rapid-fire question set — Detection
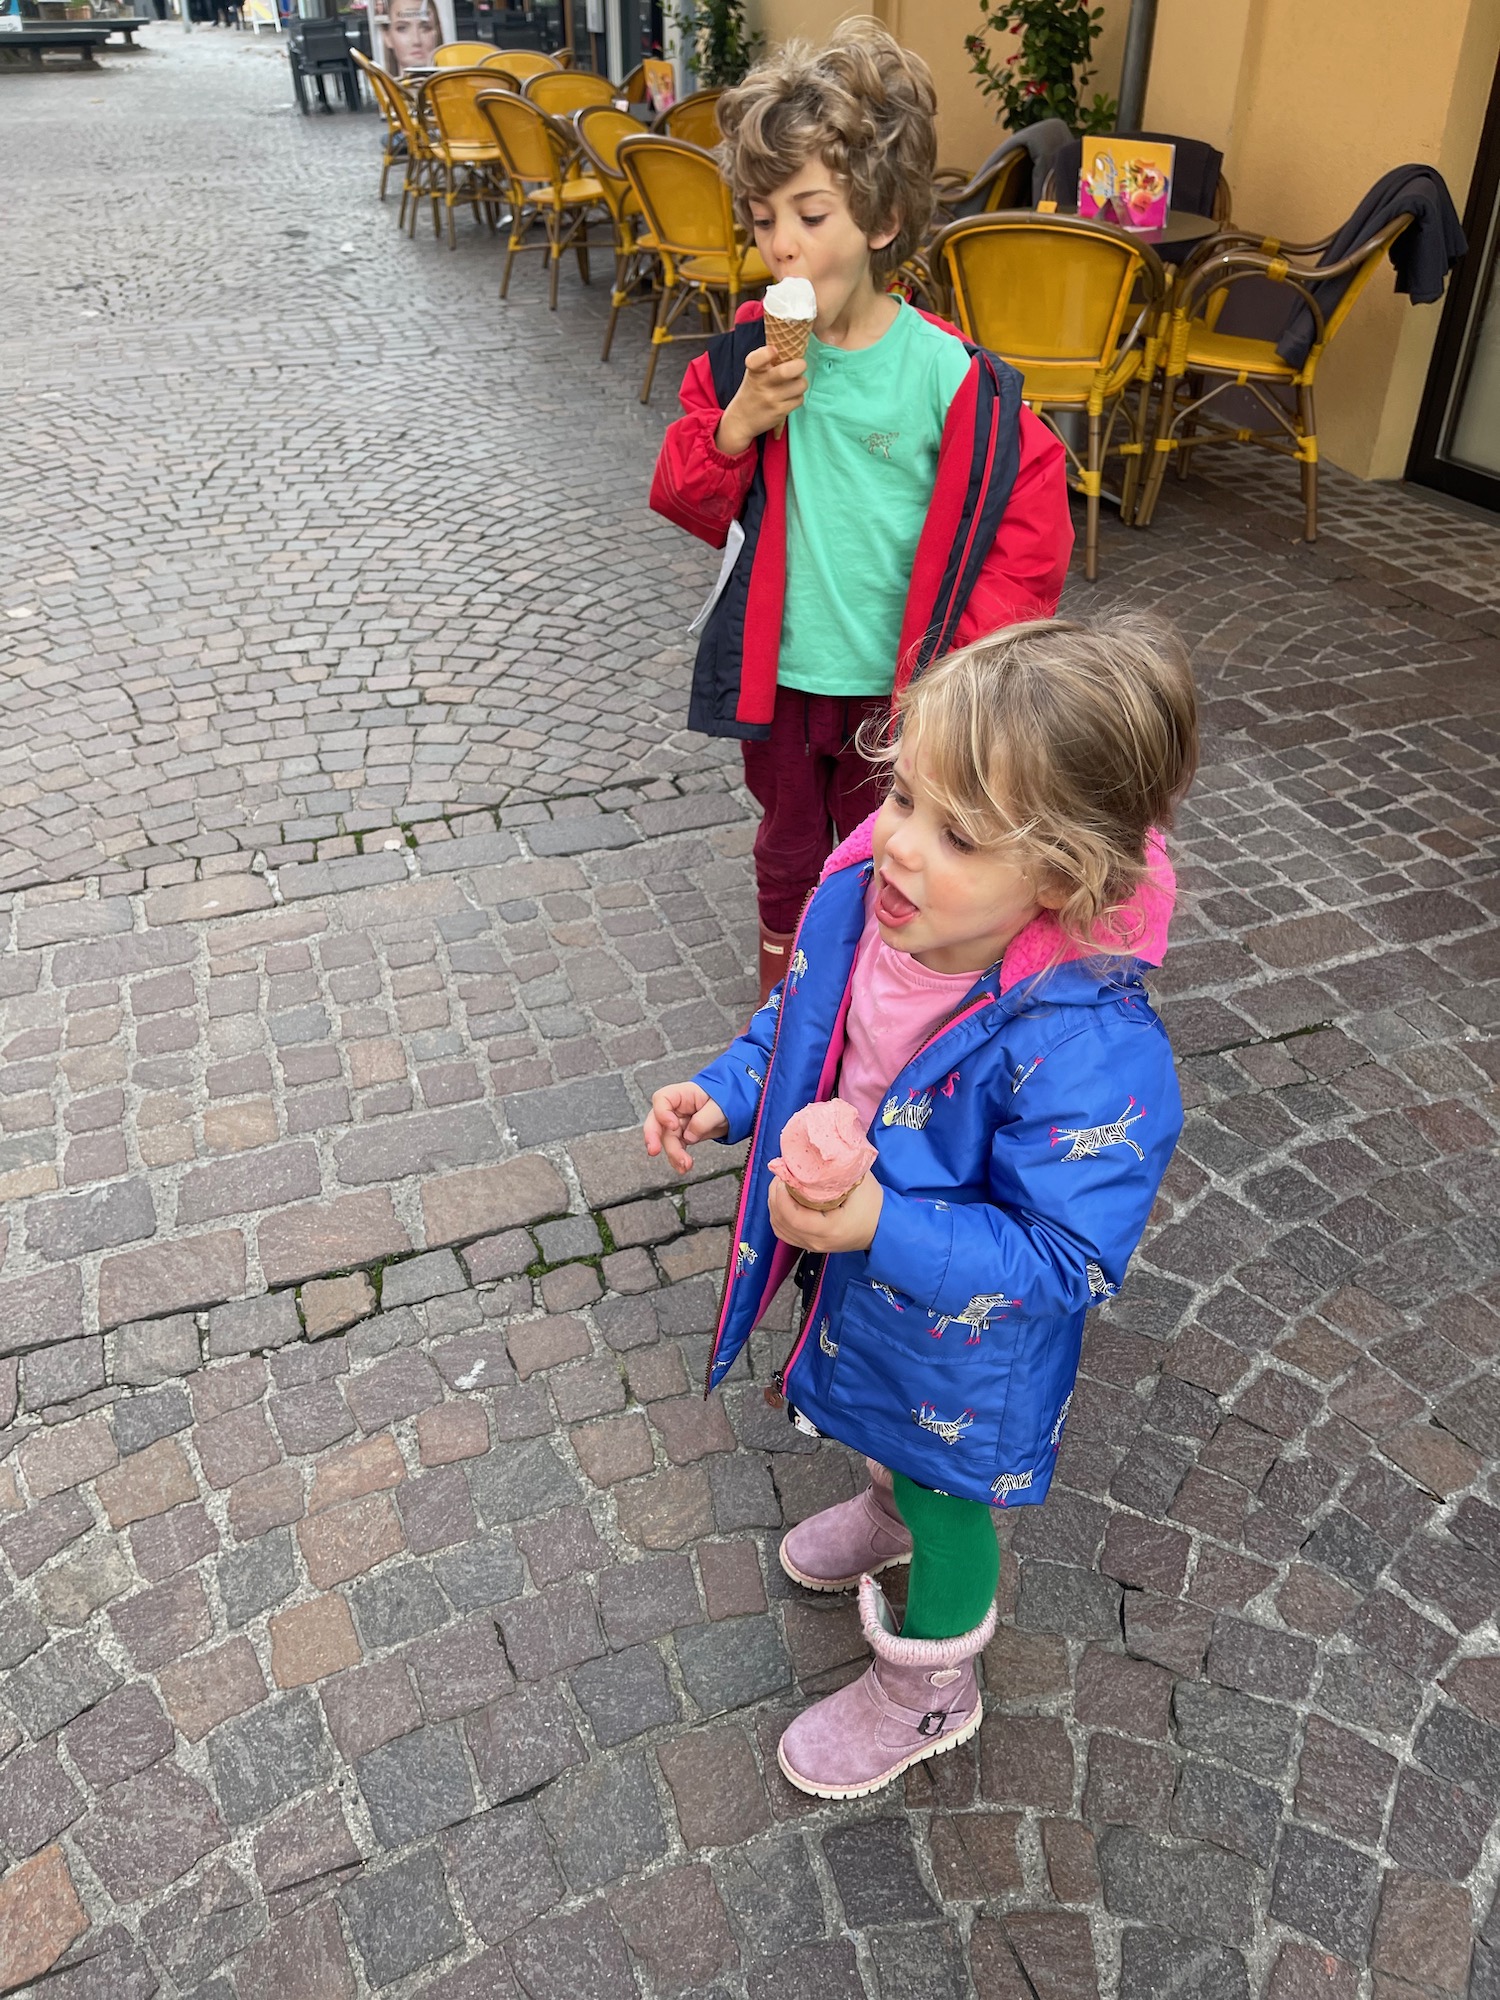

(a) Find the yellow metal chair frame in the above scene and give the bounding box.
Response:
[575,103,660,361]
[1133,218,1411,539]
[617,133,770,404]
[480,89,612,308]
[417,70,509,249]
[524,67,616,116]
[491,46,558,79]
[934,212,1168,580]
[358,53,441,235]
[433,40,495,65]
[652,87,723,148]
[353,50,407,205]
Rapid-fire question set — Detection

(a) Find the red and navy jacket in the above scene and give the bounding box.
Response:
[649,300,1074,742]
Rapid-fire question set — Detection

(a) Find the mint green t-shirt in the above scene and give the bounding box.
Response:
[778,300,972,698]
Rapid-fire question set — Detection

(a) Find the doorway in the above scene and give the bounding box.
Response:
[1409,53,1500,510]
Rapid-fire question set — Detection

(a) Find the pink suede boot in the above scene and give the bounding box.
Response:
[777,1574,996,1799]
[778,1459,912,1592]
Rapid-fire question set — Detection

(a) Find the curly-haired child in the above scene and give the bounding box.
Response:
[649,18,1074,1003]
[643,615,1197,1796]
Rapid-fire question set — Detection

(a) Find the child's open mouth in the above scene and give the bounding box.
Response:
[875,875,919,927]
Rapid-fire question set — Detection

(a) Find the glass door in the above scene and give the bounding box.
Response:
[1409,55,1500,509]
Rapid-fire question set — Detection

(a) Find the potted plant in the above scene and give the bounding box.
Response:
[670,0,759,89]
[966,0,1116,134]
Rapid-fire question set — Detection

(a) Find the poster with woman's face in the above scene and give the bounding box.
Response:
[373,0,454,76]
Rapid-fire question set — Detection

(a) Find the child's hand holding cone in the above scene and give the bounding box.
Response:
[762,277,818,440]
[711,279,817,457]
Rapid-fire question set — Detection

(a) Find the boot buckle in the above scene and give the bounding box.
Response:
[916,1710,949,1737]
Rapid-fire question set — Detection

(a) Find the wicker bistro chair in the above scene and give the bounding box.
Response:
[356,51,441,231]
[617,133,771,404]
[353,49,408,204]
[575,103,660,361]
[490,45,557,78]
[932,212,1169,580]
[434,39,495,64]
[616,60,649,107]
[418,69,510,248]
[652,87,722,148]
[480,89,612,308]
[1132,216,1411,540]
[524,67,615,116]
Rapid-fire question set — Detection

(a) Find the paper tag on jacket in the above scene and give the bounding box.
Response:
[688,519,745,637]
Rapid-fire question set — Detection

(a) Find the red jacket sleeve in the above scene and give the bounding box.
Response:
[648,350,759,551]
[954,405,1073,640]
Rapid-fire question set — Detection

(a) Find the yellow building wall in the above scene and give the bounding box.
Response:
[1144,0,1500,477]
[744,0,1131,177]
[741,0,1499,482]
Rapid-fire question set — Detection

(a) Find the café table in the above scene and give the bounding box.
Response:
[1048,205,1219,267]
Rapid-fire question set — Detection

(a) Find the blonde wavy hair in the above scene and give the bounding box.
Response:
[715,18,937,278]
[866,616,1199,958]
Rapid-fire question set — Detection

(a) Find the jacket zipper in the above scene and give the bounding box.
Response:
[772,989,1000,1406]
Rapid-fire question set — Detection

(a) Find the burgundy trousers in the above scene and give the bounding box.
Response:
[741,688,890,934]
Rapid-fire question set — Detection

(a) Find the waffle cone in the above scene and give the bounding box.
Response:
[783,1173,864,1214]
[765,312,812,439]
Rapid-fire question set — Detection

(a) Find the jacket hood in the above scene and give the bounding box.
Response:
[818,811,1176,986]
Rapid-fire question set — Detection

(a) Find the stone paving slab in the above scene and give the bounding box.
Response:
[4,21,1500,2000]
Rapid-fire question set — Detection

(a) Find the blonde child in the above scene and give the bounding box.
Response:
[644,616,1197,1797]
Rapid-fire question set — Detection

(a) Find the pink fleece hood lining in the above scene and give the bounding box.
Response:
[818,810,1175,986]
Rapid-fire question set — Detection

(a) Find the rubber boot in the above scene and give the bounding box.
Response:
[758,925,794,1007]
[777,1574,995,1799]
[779,1459,912,1591]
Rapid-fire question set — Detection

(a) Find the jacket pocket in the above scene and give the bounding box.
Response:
[824,1282,1007,1480]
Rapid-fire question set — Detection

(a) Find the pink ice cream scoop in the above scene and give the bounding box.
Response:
[769,1099,877,1211]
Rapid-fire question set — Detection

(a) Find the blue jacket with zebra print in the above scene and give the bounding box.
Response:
[692,814,1183,1510]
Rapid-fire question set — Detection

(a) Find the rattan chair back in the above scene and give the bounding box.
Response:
[934,212,1168,578]
[524,68,615,116]
[493,45,558,78]
[617,133,768,402]
[653,87,722,148]
[936,212,1163,381]
[617,133,737,269]
[616,60,648,105]
[421,68,506,154]
[434,40,493,66]
[574,103,638,184]
[482,86,568,187]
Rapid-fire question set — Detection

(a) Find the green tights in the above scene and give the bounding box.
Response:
[891,1471,1001,1641]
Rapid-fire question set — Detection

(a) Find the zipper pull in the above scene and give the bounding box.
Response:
[763,1370,786,1411]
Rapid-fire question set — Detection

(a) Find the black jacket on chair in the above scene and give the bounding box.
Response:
[1275,165,1466,367]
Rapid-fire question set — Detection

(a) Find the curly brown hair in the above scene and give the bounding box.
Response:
[715,18,938,279]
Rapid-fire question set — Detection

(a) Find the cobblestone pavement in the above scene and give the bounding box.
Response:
[4,24,1500,2000]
